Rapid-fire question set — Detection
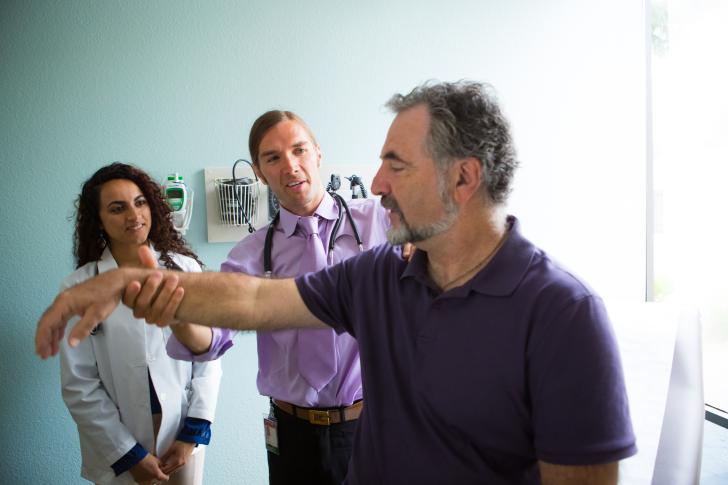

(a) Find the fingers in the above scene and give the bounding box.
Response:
[401,243,416,261]
[154,469,170,483]
[37,269,129,358]
[138,245,158,269]
[123,280,142,308]
[145,276,181,326]
[157,287,184,327]
[129,271,165,319]
[161,456,184,475]
[67,301,112,348]
[50,326,64,356]
[35,297,70,359]
[139,479,164,485]
[159,448,172,464]
[135,273,181,326]
[148,457,169,483]
[130,453,169,485]
[160,441,191,475]
[124,270,182,327]
[160,451,177,474]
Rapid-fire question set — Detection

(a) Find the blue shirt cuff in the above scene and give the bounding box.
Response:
[177,417,212,445]
[111,442,147,476]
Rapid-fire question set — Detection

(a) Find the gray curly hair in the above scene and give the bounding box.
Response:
[386,80,519,205]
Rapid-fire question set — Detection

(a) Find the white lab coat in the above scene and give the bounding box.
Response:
[60,247,222,485]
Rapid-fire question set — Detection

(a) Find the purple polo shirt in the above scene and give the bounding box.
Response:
[167,193,389,407]
[296,216,637,484]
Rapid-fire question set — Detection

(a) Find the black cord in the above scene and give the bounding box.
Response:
[328,198,344,253]
[358,184,368,198]
[232,158,256,233]
[263,211,280,276]
[332,193,363,248]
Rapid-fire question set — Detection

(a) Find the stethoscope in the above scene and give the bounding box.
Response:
[263,191,363,277]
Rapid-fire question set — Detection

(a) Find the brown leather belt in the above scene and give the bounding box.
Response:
[273,399,363,426]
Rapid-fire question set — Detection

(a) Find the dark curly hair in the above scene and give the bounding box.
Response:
[73,162,203,270]
[386,80,519,205]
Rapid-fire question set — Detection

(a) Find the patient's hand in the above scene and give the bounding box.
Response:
[36,268,145,358]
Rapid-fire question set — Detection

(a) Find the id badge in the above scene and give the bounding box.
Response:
[263,415,280,455]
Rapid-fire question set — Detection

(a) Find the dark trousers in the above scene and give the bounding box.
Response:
[267,404,358,485]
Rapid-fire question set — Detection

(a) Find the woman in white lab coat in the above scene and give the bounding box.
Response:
[60,163,222,485]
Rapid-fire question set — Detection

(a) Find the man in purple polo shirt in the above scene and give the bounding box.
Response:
[166,110,390,485]
[38,81,637,484]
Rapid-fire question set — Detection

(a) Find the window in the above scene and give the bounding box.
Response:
[650,0,728,412]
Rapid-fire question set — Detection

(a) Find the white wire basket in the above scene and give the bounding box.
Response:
[214,177,263,226]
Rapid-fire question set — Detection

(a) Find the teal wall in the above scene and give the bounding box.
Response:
[0,1,646,483]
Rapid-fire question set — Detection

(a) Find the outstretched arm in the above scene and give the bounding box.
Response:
[36,247,326,359]
[124,264,324,331]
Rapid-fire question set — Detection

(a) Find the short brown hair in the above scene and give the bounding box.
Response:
[248,110,318,164]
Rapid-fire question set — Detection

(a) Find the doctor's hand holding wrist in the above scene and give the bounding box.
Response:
[125,245,184,327]
[125,245,213,354]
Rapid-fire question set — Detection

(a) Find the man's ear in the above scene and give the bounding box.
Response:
[315,144,322,168]
[252,163,268,186]
[453,157,483,204]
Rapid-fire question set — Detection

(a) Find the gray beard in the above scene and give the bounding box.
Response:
[383,186,459,245]
[382,168,460,245]
[386,208,457,245]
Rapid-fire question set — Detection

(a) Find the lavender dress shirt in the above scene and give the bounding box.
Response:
[167,193,389,407]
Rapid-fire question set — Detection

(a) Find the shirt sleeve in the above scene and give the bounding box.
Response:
[166,254,223,421]
[185,358,222,423]
[110,442,148,476]
[296,246,383,338]
[165,254,237,361]
[176,417,212,445]
[528,294,637,464]
[166,328,235,362]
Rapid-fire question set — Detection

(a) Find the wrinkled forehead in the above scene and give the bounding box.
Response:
[381,105,432,159]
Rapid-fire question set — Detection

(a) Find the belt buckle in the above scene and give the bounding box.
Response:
[309,409,331,425]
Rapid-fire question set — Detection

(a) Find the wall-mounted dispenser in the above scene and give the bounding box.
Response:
[164,173,193,235]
